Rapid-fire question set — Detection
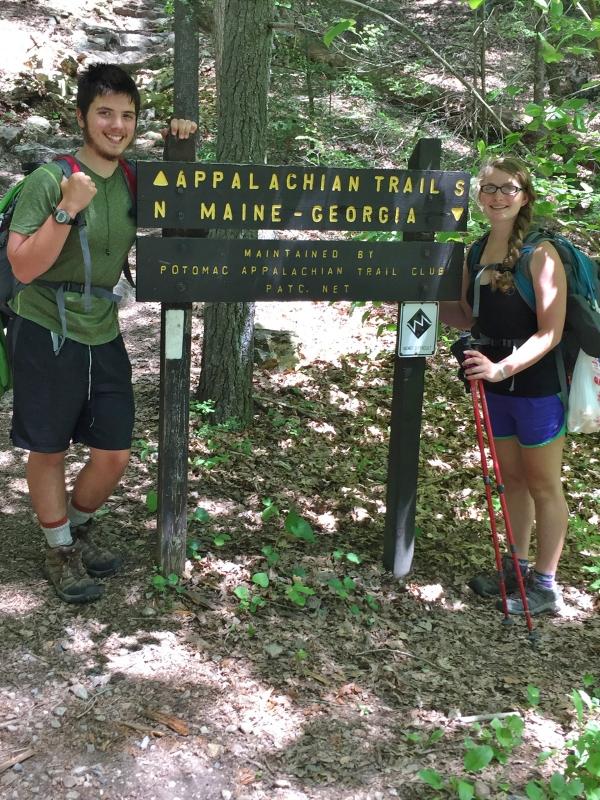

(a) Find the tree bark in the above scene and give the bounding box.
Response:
[533,11,546,104]
[196,0,275,426]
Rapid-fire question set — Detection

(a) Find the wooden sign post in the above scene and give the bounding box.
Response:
[137,141,469,578]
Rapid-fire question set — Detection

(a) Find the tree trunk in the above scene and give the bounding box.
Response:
[196,0,275,426]
[533,10,546,104]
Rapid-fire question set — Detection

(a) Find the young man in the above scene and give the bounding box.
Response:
[6,63,197,604]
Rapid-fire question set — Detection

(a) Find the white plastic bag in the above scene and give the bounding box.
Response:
[567,351,600,434]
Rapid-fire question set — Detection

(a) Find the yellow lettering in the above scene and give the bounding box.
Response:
[374,176,385,192]
[194,170,206,187]
[231,172,241,189]
[419,177,425,193]
[244,249,252,257]
[154,200,166,219]
[200,202,216,220]
[332,175,342,191]
[223,203,233,221]
[406,207,416,224]
[253,205,265,222]
[363,206,373,222]
[271,204,282,223]
[269,173,280,190]
[348,175,360,192]
[403,177,413,193]
[329,205,338,223]
[212,170,224,188]
[388,176,399,193]
[249,172,259,189]
[430,178,440,194]
[312,206,323,223]
[160,264,167,274]
[378,207,389,224]
[345,206,356,223]
[454,179,465,197]
[303,173,314,191]
[176,170,187,189]
[285,173,297,190]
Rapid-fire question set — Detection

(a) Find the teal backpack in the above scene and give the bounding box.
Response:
[469,229,600,361]
[468,229,600,407]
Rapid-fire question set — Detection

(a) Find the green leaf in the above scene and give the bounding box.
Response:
[526,781,547,800]
[538,33,563,63]
[572,689,585,722]
[466,0,485,8]
[252,572,269,588]
[458,779,475,800]
[533,0,549,10]
[192,507,210,523]
[549,773,567,793]
[234,585,250,601]
[527,685,541,706]
[418,769,444,789]
[464,745,494,772]
[213,533,231,547]
[285,510,316,542]
[261,499,280,522]
[346,552,361,564]
[152,574,167,589]
[323,18,356,48]
[146,489,158,513]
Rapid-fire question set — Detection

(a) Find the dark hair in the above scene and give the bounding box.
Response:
[477,156,536,293]
[77,63,140,120]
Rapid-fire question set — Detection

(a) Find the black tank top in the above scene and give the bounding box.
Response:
[467,277,561,397]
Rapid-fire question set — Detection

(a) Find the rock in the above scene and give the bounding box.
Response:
[26,115,52,133]
[63,776,78,788]
[53,706,67,717]
[69,684,89,701]
[12,143,59,169]
[254,326,301,371]
[50,720,61,729]
[0,126,23,149]
[239,721,254,734]
[141,606,157,617]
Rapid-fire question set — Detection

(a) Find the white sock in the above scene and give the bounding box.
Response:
[68,501,93,529]
[41,518,73,548]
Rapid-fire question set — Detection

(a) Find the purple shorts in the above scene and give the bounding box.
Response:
[485,392,565,448]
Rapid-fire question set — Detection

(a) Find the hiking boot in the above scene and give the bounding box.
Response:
[468,554,528,598]
[72,520,122,578]
[497,575,563,616]
[45,544,104,604]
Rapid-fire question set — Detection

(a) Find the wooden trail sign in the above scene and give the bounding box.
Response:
[136,238,463,303]
[139,140,470,579]
[137,162,468,233]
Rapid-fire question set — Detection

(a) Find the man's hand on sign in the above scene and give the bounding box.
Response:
[162,119,198,140]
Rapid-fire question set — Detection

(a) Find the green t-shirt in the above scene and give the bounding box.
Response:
[9,161,136,345]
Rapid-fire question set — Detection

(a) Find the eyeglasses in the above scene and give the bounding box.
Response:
[480,183,524,196]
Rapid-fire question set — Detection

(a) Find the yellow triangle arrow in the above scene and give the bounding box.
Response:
[153,170,169,187]
[451,207,464,222]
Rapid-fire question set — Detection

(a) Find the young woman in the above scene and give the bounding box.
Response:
[441,156,568,615]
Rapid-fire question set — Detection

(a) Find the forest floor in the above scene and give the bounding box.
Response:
[1,1,600,799]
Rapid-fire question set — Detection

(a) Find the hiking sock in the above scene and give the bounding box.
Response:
[40,516,73,548]
[68,499,95,529]
[533,569,555,590]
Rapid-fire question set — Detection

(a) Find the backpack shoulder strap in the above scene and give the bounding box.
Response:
[118,158,137,199]
[467,234,489,318]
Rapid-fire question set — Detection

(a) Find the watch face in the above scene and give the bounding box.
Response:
[54,209,71,224]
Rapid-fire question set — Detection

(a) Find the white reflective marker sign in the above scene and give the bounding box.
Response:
[398,302,439,357]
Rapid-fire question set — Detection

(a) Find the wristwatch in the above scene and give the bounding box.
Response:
[53,208,74,225]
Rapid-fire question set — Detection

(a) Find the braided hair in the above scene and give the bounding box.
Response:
[476,156,536,293]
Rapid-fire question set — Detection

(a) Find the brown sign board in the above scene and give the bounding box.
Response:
[136,237,464,303]
[136,162,470,232]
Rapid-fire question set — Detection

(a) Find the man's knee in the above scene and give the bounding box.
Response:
[28,450,67,469]
[90,448,131,476]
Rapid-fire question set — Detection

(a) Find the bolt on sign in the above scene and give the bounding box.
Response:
[135,162,470,304]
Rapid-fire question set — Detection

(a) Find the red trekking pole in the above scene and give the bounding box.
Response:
[470,379,536,640]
